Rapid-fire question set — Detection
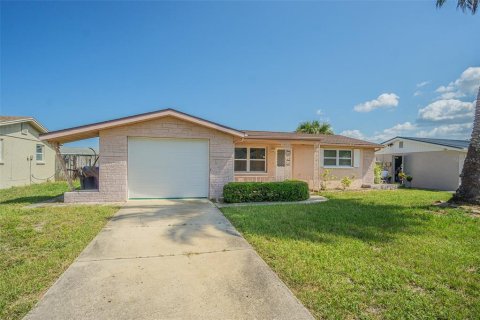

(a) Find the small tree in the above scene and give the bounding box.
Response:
[320,169,336,191]
[374,163,382,184]
[341,175,355,190]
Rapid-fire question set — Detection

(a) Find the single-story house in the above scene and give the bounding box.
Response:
[40,109,381,202]
[0,116,56,189]
[376,136,468,191]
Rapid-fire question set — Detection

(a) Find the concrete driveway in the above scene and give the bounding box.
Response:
[26,199,313,320]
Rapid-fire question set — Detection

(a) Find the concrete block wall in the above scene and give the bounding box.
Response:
[65,116,234,203]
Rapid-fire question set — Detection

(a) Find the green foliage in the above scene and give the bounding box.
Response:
[398,172,407,182]
[340,175,354,190]
[374,163,382,184]
[436,0,478,14]
[222,189,480,319]
[223,180,310,203]
[406,175,413,182]
[296,120,334,135]
[321,169,336,191]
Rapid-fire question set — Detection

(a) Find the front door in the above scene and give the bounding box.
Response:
[276,148,291,181]
[394,155,403,182]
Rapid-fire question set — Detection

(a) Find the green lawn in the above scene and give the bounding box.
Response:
[221,189,480,319]
[0,182,119,320]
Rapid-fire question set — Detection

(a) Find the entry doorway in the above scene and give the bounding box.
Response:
[394,155,403,182]
[276,148,291,181]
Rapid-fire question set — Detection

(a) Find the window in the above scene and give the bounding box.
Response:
[36,144,44,162]
[234,147,266,172]
[399,141,404,148]
[323,149,352,167]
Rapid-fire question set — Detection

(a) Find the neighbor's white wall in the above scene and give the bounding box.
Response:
[0,123,56,189]
[403,150,466,191]
[376,139,451,155]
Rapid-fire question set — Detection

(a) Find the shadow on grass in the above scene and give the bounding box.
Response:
[0,194,64,205]
[221,197,435,244]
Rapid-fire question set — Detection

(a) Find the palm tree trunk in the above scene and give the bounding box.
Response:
[452,87,480,204]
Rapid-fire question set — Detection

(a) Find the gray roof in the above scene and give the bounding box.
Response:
[395,137,470,150]
[60,146,99,155]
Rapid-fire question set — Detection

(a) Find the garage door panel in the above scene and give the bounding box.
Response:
[128,138,209,198]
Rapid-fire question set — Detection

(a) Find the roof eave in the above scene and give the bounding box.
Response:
[40,109,245,143]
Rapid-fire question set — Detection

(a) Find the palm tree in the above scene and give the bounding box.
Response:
[452,89,480,203]
[296,120,334,135]
[437,0,479,203]
[436,0,478,14]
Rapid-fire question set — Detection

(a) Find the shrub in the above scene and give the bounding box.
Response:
[321,169,336,191]
[374,163,382,184]
[406,175,413,182]
[223,180,310,203]
[341,175,355,190]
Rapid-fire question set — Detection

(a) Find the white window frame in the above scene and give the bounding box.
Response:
[36,144,45,163]
[323,149,353,168]
[234,147,267,173]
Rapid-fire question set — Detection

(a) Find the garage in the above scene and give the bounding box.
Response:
[128,137,209,199]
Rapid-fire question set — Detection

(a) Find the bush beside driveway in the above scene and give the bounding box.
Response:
[0,182,118,320]
[221,189,480,319]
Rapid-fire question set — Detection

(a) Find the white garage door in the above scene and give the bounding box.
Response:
[128,137,209,199]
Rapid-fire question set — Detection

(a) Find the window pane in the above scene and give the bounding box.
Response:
[324,158,336,166]
[339,150,351,158]
[339,159,352,166]
[235,148,247,159]
[277,150,285,167]
[36,145,43,161]
[324,150,336,158]
[234,160,247,171]
[250,160,266,172]
[250,148,266,160]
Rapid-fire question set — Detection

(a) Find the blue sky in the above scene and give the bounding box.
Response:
[1,1,479,147]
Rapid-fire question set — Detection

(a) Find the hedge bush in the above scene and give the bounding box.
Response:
[223,180,310,203]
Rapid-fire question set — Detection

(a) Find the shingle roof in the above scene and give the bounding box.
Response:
[395,137,470,150]
[0,116,31,122]
[243,130,382,148]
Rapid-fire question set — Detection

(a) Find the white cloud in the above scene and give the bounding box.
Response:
[413,90,422,97]
[353,93,400,112]
[339,130,365,140]
[416,81,430,88]
[341,122,417,142]
[436,67,480,99]
[416,123,472,139]
[418,99,474,123]
[316,109,324,116]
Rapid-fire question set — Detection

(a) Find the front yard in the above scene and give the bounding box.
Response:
[222,189,480,319]
[0,182,118,320]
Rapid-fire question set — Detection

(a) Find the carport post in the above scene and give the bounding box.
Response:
[53,143,75,191]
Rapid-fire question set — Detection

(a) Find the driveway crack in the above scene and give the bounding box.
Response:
[77,247,251,262]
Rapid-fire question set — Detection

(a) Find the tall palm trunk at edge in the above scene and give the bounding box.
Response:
[452,87,480,203]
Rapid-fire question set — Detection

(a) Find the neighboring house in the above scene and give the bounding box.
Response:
[56,146,99,180]
[376,136,468,191]
[40,109,381,202]
[0,116,56,189]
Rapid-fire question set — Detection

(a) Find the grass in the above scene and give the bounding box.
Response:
[221,189,480,319]
[0,182,119,320]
